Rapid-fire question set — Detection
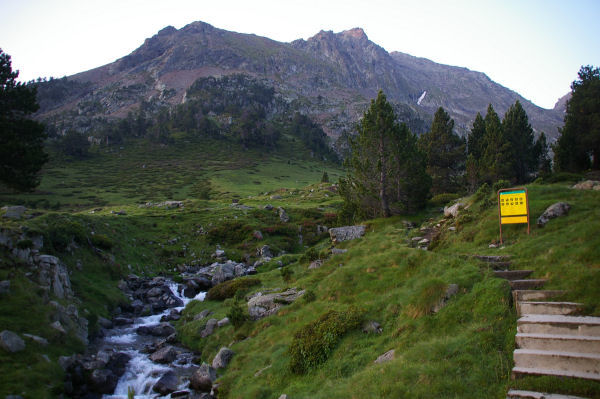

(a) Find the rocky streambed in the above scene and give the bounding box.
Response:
[61,257,253,399]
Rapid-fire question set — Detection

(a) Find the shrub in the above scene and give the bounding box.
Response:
[227,301,249,329]
[16,239,33,250]
[299,247,319,263]
[303,290,316,303]
[280,267,294,283]
[206,277,261,300]
[288,307,363,374]
[544,172,584,183]
[492,180,512,192]
[91,233,114,250]
[429,193,460,207]
[206,221,253,245]
[474,183,491,202]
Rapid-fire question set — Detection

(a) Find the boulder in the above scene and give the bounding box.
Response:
[443,202,464,218]
[0,330,25,352]
[329,225,366,243]
[278,207,290,223]
[537,202,571,227]
[150,345,178,364]
[193,309,213,321]
[264,204,274,210]
[36,254,73,299]
[247,288,305,320]
[258,245,272,258]
[217,317,230,328]
[2,206,26,219]
[88,368,118,394]
[22,333,48,346]
[374,349,395,364]
[105,352,131,377]
[153,370,179,395]
[331,248,347,255]
[137,322,176,337]
[432,284,459,313]
[51,320,66,334]
[308,259,324,269]
[572,180,600,190]
[200,319,218,338]
[189,363,216,392]
[212,347,234,369]
[362,321,382,334]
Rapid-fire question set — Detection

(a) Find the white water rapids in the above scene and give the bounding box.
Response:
[102,282,206,399]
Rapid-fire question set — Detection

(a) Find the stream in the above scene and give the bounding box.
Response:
[99,282,206,398]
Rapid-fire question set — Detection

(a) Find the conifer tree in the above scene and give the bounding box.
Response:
[339,91,430,221]
[418,107,465,194]
[502,100,537,183]
[533,132,552,177]
[467,112,486,160]
[480,104,512,183]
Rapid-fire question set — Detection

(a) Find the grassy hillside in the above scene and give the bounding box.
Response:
[1,133,599,398]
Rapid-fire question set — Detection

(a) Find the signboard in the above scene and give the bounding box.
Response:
[497,187,530,244]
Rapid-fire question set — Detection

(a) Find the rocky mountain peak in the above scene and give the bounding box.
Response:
[340,27,368,41]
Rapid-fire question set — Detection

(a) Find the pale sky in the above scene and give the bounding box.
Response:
[1,0,599,109]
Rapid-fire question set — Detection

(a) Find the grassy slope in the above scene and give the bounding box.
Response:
[177,181,600,399]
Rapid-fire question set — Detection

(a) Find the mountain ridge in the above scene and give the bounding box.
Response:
[35,20,564,140]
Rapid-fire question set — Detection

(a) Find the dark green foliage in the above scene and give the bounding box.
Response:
[0,49,48,191]
[206,277,261,301]
[480,104,513,183]
[340,91,430,221]
[227,301,250,329]
[280,267,294,283]
[502,100,537,183]
[56,130,89,159]
[207,221,253,245]
[16,239,33,250]
[321,171,329,183]
[534,132,552,177]
[90,234,114,250]
[467,112,486,161]
[288,308,363,374]
[302,290,316,303]
[418,107,466,194]
[37,214,87,253]
[542,172,584,183]
[288,113,338,162]
[492,180,512,193]
[473,182,491,202]
[429,193,460,207]
[554,65,600,171]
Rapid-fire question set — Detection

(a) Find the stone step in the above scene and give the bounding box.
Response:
[513,349,600,376]
[507,389,589,398]
[472,255,511,263]
[512,365,600,381]
[517,301,584,316]
[516,333,600,353]
[518,315,600,336]
[494,270,533,280]
[513,290,566,302]
[510,279,547,290]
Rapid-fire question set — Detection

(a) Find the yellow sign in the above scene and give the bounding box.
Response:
[499,189,528,224]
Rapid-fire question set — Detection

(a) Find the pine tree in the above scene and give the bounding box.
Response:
[467,112,486,160]
[554,65,600,171]
[502,100,537,183]
[0,49,48,191]
[533,132,552,177]
[339,91,430,221]
[418,107,465,194]
[480,104,512,183]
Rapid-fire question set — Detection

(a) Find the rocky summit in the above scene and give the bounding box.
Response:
[35,21,562,141]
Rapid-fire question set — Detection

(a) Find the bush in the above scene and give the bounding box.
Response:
[543,172,584,183]
[16,239,33,250]
[303,290,316,303]
[492,180,512,192]
[429,193,460,207]
[288,308,363,374]
[474,183,491,202]
[91,233,114,250]
[206,277,261,300]
[280,267,294,283]
[299,247,319,263]
[227,301,249,329]
[206,221,253,245]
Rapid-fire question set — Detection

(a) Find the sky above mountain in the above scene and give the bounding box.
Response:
[2,0,599,109]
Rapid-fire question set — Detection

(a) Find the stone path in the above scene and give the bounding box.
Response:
[474,255,600,399]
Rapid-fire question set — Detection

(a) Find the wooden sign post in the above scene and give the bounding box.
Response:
[497,187,530,244]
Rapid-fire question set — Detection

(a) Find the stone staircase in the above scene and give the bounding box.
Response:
[473,255,600,399]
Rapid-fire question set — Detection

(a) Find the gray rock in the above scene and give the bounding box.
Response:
[270,195,282,200]
[22,333,48,346]
[443,202,464,218]
[374,349,395,364]
[264,204,274,210]
[137,323,176,337]
[331,248,347,255]
[0,330,25,352]
[537,202,571,227]
[36,254,73,299]
[0,280,10,295]
[89,368,119,394]
[193,309,213,321]
[50,320,66,334]
[247,288,305,320]
[97,316,113,329]
[278,207,289,223]
[150,345,178,364]
[212,347,234,369]
[217,317,230,328]
[253,230,263,240]
[200,319,218,338]
[153,370,179,395]
[362,321,382,334]
[329,225,366,243]
[308,259,324,269]
[432,284,459,313]
[279,395,288,399]
[2,206,26,219]
[258,245,272,258]
[572,180,600,190]
[189,363,216,392]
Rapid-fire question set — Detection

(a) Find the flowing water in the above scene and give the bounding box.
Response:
[101,282,206,398]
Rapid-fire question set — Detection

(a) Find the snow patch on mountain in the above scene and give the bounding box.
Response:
[417,91,427,105]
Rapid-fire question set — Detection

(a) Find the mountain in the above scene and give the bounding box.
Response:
[35,21,564,141]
